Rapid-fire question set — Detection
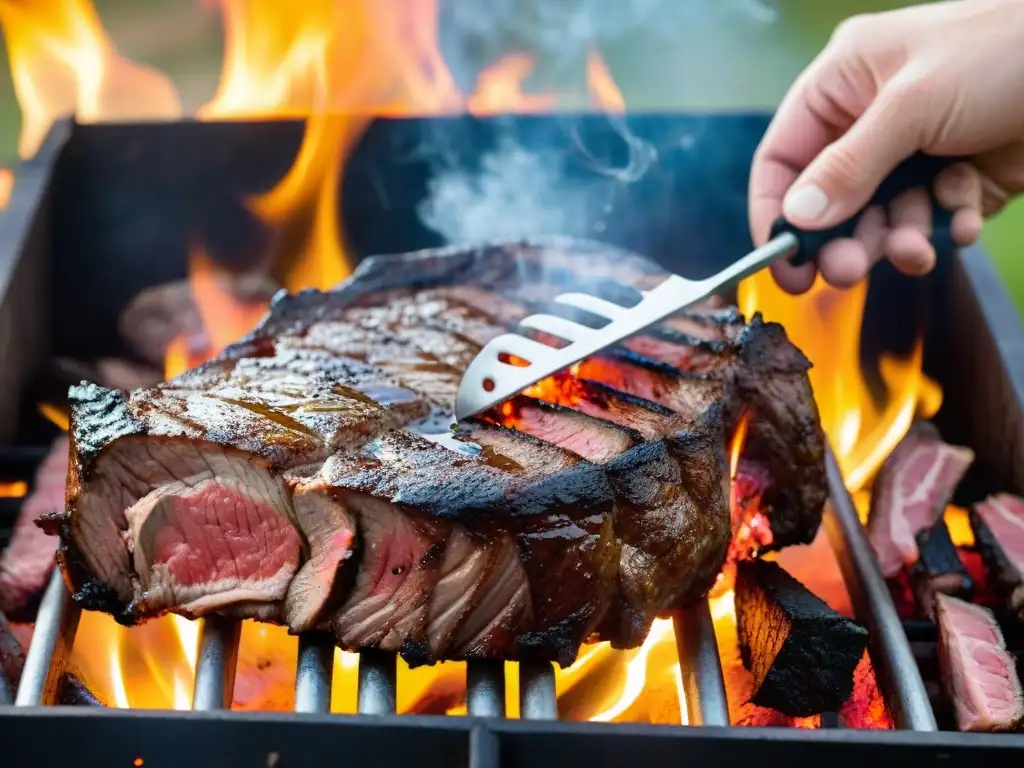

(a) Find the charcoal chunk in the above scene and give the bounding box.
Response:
[736,558,868,717]
[912,519,972,619]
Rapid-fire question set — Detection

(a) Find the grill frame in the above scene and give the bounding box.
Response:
[1,114,1023,762]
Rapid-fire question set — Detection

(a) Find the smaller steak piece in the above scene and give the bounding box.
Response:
[735,558,868,717]
[0,436,67,615]
[935,593,1024,732]
[867,422,974,578]
[911,519,973,620]
[500,396,640,462]
[970,494,1024,621]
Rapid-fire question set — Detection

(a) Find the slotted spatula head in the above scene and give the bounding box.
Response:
[455,233,799,420]
[455,151,961,421]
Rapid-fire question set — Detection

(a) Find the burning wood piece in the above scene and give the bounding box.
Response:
[935,593,1024,732]
[50,239,827,667]
[118,274,279,368]
[735,558,868,717]
[911,519,973,620]
[0,436,67,617]
[970,493,1024,621]
[867,422,974,578]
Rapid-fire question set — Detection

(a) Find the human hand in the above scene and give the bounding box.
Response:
[750,0,1024,294]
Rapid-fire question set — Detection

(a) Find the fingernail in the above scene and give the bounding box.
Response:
[783,185,829,222]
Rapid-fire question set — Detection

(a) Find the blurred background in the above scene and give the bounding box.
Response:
[0,0,1020,307]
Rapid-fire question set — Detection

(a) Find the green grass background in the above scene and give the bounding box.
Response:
[0,0,1019,308]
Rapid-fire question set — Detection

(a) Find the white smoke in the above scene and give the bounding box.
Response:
[418,135,595,243]
[419,0,782,247]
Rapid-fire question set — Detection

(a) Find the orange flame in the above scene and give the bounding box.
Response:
[0,0,181,160]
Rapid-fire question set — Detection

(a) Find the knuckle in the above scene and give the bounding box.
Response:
[819,144,872,193]
[830,13,877,48]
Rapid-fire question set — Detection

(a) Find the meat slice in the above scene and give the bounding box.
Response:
[0,436,66,616]
[970,493,1024,621]
[911,519,972,619]
[59,342,429,622]
[735,558,868,717]
[867,423,975,578]
[500,396,640,462]
[125,460,300,618]
[935,593,1024,732]
[316,430,619,664]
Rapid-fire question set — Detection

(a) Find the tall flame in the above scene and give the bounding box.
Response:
[0,0,181,160]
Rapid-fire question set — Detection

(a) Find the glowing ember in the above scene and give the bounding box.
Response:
[0,482,27,499]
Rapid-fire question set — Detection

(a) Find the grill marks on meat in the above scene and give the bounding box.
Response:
[970,494,1024,621]
[935,594,1024,732]
[867,423,975,578]
[59,238,827,665]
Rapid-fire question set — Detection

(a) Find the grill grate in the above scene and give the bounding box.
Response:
[12,448,935,729]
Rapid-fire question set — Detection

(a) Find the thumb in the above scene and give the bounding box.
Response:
[783,80,924,229]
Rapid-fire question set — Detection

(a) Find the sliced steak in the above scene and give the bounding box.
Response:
[735,558,868,717]
[867,422,975,578]
[935,593,1024,732]
[970,494,1024,621]
[0,436,66,616]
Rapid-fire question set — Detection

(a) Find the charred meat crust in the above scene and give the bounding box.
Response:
[58,237,826,665]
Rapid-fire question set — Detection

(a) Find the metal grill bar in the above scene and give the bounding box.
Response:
[823,450,937,731]
[673,599,729,726]
[294,634,333,713]
[466,660,505,717]
[191,616,240,710]
[518,661,557,720]
[357,649,397,714]
[15,570,80,706]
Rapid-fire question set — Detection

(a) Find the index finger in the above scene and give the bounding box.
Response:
[750,57,848,293]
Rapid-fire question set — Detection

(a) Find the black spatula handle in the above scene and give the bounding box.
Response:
[770,152,961,267]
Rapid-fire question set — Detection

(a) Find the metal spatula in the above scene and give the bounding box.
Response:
[455,153,958,421]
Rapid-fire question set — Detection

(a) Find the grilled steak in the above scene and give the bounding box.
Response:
[867,422,974,578]
[970,494,1024,622]
[53,238,827,666]
[0,436,66,616]
[735,558,868,717]
[935,593,1024,732]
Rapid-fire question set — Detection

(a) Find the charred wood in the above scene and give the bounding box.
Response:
[736,558,868,717]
